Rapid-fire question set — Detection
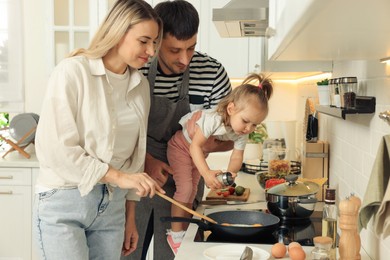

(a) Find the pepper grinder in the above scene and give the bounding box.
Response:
[338,194,361,260]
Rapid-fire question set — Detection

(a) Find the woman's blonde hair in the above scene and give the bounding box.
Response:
[216,73,273,125]
[69,0,162,58]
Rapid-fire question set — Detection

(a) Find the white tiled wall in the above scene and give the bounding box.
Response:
[303,60,390,260]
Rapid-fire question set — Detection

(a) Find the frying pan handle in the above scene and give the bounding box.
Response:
[160,216,210,230]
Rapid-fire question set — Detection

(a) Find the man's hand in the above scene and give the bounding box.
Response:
[144,153,172,187]
[122,201,138,256]
[202,137,234,154]
[186,110,202,139]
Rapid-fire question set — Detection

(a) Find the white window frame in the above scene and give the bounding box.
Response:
[0,0,24,112]
[46,0,118,72]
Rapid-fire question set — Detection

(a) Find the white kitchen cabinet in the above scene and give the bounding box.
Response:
[198,0,252,78]
[31,168,39,260]
[0,168,32,260]
[199,0,331,79]
[267,0,390,61]
[145,0,253,78]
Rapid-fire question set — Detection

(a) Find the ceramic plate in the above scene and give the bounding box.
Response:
[27,112,40,124]
[203,245,270,260]
[9,113,38,146]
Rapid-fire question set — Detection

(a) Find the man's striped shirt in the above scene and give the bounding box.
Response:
[139,51,232,112]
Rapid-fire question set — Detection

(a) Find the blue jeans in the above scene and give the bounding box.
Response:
[33,184,127,260]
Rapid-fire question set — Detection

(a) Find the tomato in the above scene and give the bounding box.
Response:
[265,178,286,189]
[228,187,235,195]
[216,191,222,195]
[222,191,230,197]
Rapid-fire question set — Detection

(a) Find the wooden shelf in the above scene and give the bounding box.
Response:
[316,96,376,119]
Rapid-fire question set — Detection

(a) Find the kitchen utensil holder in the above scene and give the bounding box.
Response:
[0,126,36,159]
[379,110,390,124]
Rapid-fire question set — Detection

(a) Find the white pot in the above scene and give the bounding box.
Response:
[243,143,263,161]
[317,85,330,105]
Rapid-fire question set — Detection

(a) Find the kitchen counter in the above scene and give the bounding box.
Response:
[0,144,39,167]
[174,171,372,260]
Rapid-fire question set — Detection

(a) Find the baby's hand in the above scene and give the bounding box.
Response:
[203,170,223,190]
[229,172,238,179]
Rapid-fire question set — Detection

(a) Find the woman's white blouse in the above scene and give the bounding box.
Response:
[35,56,150,200]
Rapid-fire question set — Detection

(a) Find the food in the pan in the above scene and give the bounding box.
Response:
[271,242,287,258]
[220,223,263,227]
[251,223,262,227]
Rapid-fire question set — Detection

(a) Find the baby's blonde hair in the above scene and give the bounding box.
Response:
[216,73,273,125]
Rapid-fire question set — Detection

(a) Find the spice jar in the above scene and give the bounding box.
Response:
[339,77,357,108]
[328,78,335,106]
[311,236,332,260]
[217,172,234,186]
[333,78,341,107]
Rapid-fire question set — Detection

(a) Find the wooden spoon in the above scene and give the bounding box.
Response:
[156,191,218,224]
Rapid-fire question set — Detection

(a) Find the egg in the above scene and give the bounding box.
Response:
[288,241,302,251]
[271,242,287,258]
[288,246,306,260]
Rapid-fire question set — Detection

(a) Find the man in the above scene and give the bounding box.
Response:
[123,1,232,259]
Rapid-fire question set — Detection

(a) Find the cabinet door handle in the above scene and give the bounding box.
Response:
[0,191,13,195]
[0,175,14,179]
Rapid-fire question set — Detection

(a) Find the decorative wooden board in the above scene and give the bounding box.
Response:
[206,188,250,201]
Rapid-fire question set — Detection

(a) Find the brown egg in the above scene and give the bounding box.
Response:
[288,241,302,251]
[271,242,287,258]
[288,246,306,260]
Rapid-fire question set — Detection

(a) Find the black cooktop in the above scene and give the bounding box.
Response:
[193,210,325,246]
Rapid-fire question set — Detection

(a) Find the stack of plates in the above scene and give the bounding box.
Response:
[9,113,40,146]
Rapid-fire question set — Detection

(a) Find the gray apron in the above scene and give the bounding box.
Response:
[128,59,203,260]
[147,57,191,163]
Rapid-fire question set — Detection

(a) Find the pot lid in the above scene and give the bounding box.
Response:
[266,174,319,196]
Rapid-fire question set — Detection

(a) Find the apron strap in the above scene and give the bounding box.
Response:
[147,57,190,101]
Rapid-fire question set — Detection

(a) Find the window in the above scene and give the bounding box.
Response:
[0,0,24,112]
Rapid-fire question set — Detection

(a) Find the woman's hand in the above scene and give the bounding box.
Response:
[101,168,165,198]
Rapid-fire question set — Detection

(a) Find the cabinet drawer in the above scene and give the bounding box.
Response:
[0,168,32,186]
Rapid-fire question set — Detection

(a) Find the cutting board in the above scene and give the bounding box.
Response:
[206,188,250,201]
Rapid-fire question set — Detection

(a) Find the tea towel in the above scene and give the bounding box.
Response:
[359,135,390,233]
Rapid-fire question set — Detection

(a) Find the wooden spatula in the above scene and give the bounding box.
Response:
[156,191,218,224]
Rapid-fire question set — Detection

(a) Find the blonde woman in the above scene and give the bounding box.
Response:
[166,73,273,253]
[33,0,164,259]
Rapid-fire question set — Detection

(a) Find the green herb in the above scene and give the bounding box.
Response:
[316,79,329,85]
[248,123,268,144]
[0,112,9,149]
[0,112,9,128]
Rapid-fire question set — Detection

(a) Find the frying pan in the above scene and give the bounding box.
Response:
[161,210,280,238]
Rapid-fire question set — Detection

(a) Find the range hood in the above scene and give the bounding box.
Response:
[212,0,269,38]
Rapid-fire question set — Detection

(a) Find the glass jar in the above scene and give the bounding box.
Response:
[311,236,332,260]
[339,77,357,108]
[328,78,335,106]
[333,78,341,107]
